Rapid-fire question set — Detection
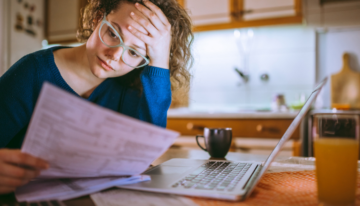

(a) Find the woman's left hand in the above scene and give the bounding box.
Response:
[129,0,171,69]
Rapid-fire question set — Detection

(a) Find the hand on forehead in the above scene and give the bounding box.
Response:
[110,2,148,35]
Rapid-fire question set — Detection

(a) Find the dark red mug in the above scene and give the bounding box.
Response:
[196,128,232,158]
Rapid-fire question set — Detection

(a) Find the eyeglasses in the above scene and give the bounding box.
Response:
[98,13,149,68]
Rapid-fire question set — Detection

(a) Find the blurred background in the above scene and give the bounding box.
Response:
[1,0,360,156]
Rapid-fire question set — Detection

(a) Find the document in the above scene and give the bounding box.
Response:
[16,175,150,202]
[91,189,199,206]
[21,82,179,178]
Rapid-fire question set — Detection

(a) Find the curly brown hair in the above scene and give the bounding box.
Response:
[77,0,193,101]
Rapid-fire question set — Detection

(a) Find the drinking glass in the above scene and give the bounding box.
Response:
[313,114,359,205]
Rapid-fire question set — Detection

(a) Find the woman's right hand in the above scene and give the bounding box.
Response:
[0,149,49,194]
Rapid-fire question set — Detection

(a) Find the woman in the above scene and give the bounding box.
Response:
[0,0,193,194]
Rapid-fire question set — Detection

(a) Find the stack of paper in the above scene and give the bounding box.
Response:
[91,188,199,206]
[16,175,150,202]
[15,82,179,201]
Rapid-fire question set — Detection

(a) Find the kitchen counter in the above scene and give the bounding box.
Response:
[167,108,299,119]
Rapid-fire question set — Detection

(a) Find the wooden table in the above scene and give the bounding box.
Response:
[0,148,270,205]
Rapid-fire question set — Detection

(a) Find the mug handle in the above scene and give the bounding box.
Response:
[196,135,207,151]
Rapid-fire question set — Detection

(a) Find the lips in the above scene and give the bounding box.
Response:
[97,56,114,71]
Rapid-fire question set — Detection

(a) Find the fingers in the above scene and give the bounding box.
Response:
[0,149,48,170]
[0,150,46,195]
[130,11,158,37]
[0,186,16,194]
[0,163,40,180]
[128,25,152,44]
[128,15,149,36]
[130,9,159,38]
[134,2,165,31]
[142,1,170,27]
[130,1,172,45]
[0,176,28,187]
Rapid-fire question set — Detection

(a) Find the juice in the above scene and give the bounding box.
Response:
[314,138,359,205]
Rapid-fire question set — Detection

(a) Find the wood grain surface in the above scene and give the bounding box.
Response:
[331,53,360,109]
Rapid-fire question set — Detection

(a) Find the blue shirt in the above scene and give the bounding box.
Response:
[0,46,171,148]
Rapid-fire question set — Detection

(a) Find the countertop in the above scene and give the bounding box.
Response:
[167,108,299,119]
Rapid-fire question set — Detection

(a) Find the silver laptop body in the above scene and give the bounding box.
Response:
[119,78,327,201]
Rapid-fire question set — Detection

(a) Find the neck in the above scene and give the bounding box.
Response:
[68,44,105,86]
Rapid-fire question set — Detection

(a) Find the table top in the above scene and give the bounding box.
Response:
[0,148,312,206]
[167,108,299,119]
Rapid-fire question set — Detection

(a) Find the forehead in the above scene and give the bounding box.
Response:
[108,2,138,23]
[106,2,147,51]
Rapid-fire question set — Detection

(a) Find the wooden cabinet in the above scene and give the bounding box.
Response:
[167,118,300,139]
[180,0,235,26]
[178,0,302,32]
[167,117,301,156]
[45,0,302,44]
[45,0,87,44]
[242,0,297,20]
[303,0,360,28]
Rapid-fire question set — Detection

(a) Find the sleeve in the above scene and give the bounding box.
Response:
[121,66,171,128]
[0,54,39,148]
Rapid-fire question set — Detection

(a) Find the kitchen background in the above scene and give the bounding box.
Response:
[1,0,360,156]
[1,0,360,110]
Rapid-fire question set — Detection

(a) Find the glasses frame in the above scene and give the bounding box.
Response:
[98,13,149,69]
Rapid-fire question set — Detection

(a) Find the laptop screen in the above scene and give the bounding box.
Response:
[245,77,328,198]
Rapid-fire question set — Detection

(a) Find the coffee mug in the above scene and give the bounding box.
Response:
[196,128,232,158]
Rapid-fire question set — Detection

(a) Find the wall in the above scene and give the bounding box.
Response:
[0,0,9,76]
[6,0,44,70]
[0,1,3,75]
[189,25,316,111]
[317,28,360,108]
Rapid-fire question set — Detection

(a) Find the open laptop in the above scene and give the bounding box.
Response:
[119,78,327,201]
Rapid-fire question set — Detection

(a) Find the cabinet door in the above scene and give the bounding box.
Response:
[46,0,86,44]
[167,118,300,139]
[183,0,234,26]
[303,0,360,27]
[179,0,302,32]
[243,0,296,20]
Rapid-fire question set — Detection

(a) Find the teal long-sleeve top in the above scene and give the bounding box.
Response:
[0,46,171,149]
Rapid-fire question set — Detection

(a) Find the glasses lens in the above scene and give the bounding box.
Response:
[100,23,121,46]
[99,22,148,68]
[122,48,147,68]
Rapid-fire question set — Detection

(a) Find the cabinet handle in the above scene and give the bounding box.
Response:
[186,122,205,131]
[256,124,280,133]
[231,10,252,18]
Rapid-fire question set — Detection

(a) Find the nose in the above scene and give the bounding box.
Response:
[105,46,123,62]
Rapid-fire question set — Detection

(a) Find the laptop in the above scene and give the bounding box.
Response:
[119,78,327,201]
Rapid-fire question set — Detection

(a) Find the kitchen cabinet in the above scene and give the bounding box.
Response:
[167,116,302,156]
[179,0,234,26]
[45,0,87,44]
[167,118,300,139]
[178,0,302,32]
[242,0,297,21]
[303,0,360,28]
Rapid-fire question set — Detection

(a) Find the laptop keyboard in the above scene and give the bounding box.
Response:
[172,161,252,191]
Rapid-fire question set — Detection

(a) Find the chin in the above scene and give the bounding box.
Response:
[91,67,108,79]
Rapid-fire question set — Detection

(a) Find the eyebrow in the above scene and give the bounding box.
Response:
[111,21,146,52]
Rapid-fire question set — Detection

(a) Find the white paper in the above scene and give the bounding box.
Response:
[91,189,199,206]
[21,82,179,178]
[16,175,151,202]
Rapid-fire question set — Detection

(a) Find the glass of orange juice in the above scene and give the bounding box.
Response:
[313,114,359,205]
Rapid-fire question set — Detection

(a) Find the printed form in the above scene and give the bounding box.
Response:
[16,175,150,202]
[21,82,179,178]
